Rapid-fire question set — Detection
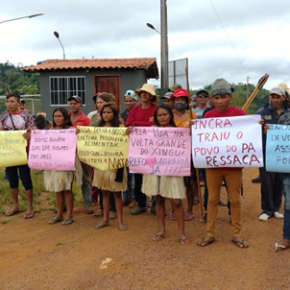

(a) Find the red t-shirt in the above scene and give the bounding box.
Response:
[70,112,90,127]
[126,104,157,127]
[203,106,246,170]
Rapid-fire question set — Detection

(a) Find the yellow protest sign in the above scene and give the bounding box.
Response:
[0,130,28,168]
[77,126,129,170]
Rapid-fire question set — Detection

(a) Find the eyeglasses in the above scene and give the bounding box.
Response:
[197,94,209,98]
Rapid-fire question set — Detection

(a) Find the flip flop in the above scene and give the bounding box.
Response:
[48,217,63,225]
[24,212,34,219]
[271,242,290,252]
[109,212,117,220]
[118,225,127,231]
[93,209,103,218]
[231,239,249,249]
[62,218,74,226]
[193,198,200,205]
[197,237,215,247]
[179,238,191,246]
[4,209,20,217]
[95,222,109,229]
[152,234,166,242]
[184,213,194,221]
[168,212,177,221]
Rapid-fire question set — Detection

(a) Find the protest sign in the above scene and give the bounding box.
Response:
[128,127,191,176]
[191,115,263,168]
[77,126,129,170]
[266,124,290,173]
[0,130,28,168]
[28,129,77,171]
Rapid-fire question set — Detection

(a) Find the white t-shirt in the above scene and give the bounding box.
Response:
[87,110,98,120]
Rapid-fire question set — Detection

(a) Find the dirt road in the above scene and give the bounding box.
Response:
[1,168,289,290]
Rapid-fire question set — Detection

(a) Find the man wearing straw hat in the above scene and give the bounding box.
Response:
[126,83,158,215]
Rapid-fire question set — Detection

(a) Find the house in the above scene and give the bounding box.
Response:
[22,58,159,117]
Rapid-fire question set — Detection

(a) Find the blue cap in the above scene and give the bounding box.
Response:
[124,90,137,100]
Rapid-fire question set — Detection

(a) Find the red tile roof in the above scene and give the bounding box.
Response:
[22,58,159,79]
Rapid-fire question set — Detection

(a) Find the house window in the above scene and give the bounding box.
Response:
[50,76,86,105]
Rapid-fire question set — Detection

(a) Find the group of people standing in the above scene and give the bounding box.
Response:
[1,78,290,251]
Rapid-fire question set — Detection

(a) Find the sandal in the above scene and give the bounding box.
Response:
[95,222,109,229]
[197,237,215,247]
[4,209,20,217]
[152,234,166,242]
[62,218,74,226]
[24,212,34,219]
[184,213,194,221]
[118,224,127,231]
[179,238,191,246]
[168,212,177,221]
[231,238,249,249]
[48,217,63,225]
[109,211,117,220]
[93,209,103,218]
[271,242,290,252]
[193,198,200,205]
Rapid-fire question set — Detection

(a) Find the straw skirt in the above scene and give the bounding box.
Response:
[43,155,83,192]
[92,168,127,192]
[142,174,186,199]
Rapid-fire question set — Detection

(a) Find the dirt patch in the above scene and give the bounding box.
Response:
[1,168,290,290]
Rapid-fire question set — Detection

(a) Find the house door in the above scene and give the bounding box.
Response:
[94,75,121,110]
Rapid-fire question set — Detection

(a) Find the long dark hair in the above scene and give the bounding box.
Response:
[52,107,72,128]
[98,103,120,127]
[154,104,176,127]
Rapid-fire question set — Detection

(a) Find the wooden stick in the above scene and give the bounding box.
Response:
[242,73,269,112]
[195,168,204,220]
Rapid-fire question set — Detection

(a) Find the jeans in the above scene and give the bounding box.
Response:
[259,167,283,215]
[81,162,92,207]
[282,174,290,240]
[123,168,135,201]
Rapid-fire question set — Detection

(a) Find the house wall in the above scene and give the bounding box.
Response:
[39,69,148,118]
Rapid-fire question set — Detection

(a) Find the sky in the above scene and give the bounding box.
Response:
[1,0,290,91]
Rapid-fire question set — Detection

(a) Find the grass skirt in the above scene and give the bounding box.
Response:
[92,167,127,192]
[43,155,83,192]
[142,174,186,199]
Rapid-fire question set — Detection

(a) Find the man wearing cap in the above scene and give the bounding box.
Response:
[255,87,290,221]
[120,90,137,124]
[161,92,174,109]
[87,92,102,120]
[20,99,29,113]
[192,89,210,119]
[197,78,249,249]
[68,95,93,214]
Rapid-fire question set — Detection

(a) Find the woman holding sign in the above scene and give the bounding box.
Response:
[141,104,189,245]
[0,91,35,219]
[170,89,197,222]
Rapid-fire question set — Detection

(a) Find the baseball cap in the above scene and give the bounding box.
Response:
[169,83,182,92]
[270,86,285,96]
[161,92,173,100]
[211,78,234,96]
[20,99,25,104]
[124,90,138,100]
[68,95,82,103]
[170,88,189,100]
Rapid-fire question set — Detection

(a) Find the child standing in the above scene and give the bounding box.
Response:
[141,104,190,245]
[92,103,127,230]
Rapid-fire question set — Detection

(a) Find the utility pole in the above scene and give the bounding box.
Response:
[160,0,168,90]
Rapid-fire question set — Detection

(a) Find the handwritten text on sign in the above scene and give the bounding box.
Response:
[77,126,129,171]
[266,124,290,173]
[129,127,191,176]
[28,129,76,171]
[0,130,27,168]
[191,115,263,168]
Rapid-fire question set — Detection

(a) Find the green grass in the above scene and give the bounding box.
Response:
[0,168,83,214]
[55,241,64,246]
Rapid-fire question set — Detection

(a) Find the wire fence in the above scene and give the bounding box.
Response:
[0,94,41,116]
